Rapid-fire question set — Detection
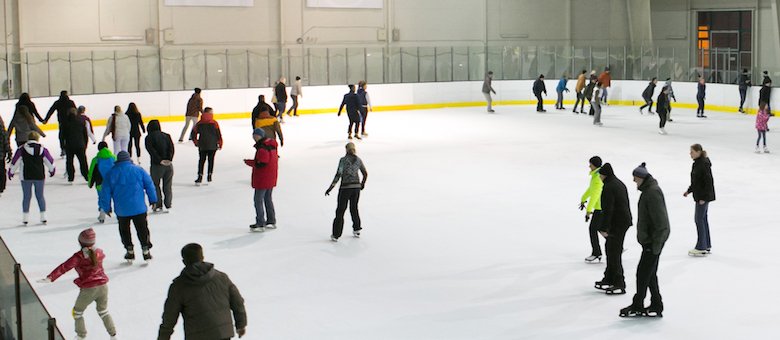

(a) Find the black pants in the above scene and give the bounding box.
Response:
[287,95,299,115]
[574,92,585,112]
[632,245,662,308]
[639,97,653,111]
[602,227,627,287]
[658,111,667,128]
[127,135,142,158]
[277,102,287,116]
[536,94,544,111]
[347,113,360,135]
[58,127,65,155]
[697,96,705,113]
[65,148,89,182]
[150,163,173,209]
[332,188,361,238]
[197,150,216,176]
[739,88,747,109]
[118,213,151,250]
[360,107,368,134]
[0,155,6,193]
[589,211,603,257]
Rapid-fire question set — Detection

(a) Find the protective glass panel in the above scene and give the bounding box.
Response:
[365,47,384,84]
[183,50,205,90]
[70,51,93,95]
[468,46,485,81]
[521,46,537,80]
[227,49,249,89]
[555,46,573,79]
[609,46,625,80]
[452,47,469,81]
[248,49,270,88]
[205,49,227,89]
[161,49,184,91]
[139,50,161,92]
[435,47,453,82]
[401,47,419,83]
[93,51,117,93]
[116,50,139,93]
[419,47,435,83]
[329,48,347,85]
[308,48,328,86]
[503,46,521,80]
[537,46,555,78]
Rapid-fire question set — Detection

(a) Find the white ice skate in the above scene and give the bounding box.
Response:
[74,336,87,340]
[353,229,361,237]
[265,224,277,229]
[331,235,338,242]
[584,255,601,263]
[688,249,707,257]
[764,146,770,153]
[22,212,29,225]
[756,146,762,153]
[658,128,667,135]
[40,211,47,224]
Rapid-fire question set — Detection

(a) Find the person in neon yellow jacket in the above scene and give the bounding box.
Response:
[580,156,604,263]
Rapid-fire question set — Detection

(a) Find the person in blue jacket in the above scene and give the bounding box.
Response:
[99,151,157,262]
[555,75,570,110]
[88,142,116,223]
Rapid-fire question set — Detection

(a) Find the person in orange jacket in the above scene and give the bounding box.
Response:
[598,67,611,104]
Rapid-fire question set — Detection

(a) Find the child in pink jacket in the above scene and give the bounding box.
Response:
[756,101,774,153]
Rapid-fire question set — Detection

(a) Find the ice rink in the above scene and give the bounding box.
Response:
[1,103,778,339]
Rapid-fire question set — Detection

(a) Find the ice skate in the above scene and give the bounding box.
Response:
[619,304,646,317]
[361,132,369,137]
[639,107,643,114]
[331,235,338,242]
[195,175,203,186]
[700,114,707,118]
[688,248,707,257]
[756,146,762,153]
[265,223,277,229]
[22,212,29,225]
[67,180,74,185]
[764,146,770,153]
[40,212,47,224]
[142,249,152,262]
[739,107,745,113]
[488,109,495,113]
[250,224,265,232]
[594,280,611,290]
[594,122,603,126]
[207,174,213,183]
[355,134,362,140]
[124,249,135,263]
[348,134,353,140]
[644,302,664,317]
[110,335,118,340]
[584,255,601,263]
[604,285,626,295]
[98,209,106,223]
[353,229,361,237]
[658,128,667,135]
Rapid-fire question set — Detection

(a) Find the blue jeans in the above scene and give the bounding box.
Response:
[739,89,747,109]
[21,180,46,212]
[254,188,276,225]
[757,130,767,146]
[601,87,608,102]
[694,202,711,250]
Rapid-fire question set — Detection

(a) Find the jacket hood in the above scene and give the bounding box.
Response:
[147,120,161,133]
[694,156,712,166]
[638,175,657,191]
[179,261,216,285]
[96,147,115,159]
[200,112,215,123]
[255,137,278,149]
[257,110,273,119]
[599,163,614,178]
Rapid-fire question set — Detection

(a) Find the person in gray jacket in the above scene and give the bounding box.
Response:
[158,243,247,340]
[620,163,670,318]
[8,106,46,147]
[286,76,303,117]
[482,71,496,113]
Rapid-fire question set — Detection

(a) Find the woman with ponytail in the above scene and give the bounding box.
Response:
[684,144,715,256]
[37,228,117,340]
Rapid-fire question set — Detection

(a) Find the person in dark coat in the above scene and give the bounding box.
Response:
[736,69,752,113]
[43,90,77,156]
[582,79,597,116]
[158,243,247,340]
[338,85,362,140]
[656,86,670,135]
[16,93,43,122]
[250,95,274,129]
[126,103,146,163]
[620,163,670,318]
[191,108,223,184]
[759,78,772,116]
[533,74,547,112]
[684,144,715,256]
[595,162,633,294]
[8,106,46,147]
[61,107,89,183]
[638,78,657,114]
[696,78,707,117]
[0,114,10,195]
[275,77,288,116]
[762,70,772,88]
[145,120,175,212]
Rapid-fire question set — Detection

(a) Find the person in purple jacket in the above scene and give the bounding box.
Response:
[7,131,56,225]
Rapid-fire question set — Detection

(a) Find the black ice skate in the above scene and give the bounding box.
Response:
[605,285,626,295]
[619,305,646,317]
[594,280,611,290]
[331,235,338,242]
[644,302,663,317]
[353,229,361,237]
[142,249,152,261]
[250,224,265,232]
[195,175,203,186]
[124,249,135,263]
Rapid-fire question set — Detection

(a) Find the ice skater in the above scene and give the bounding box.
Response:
[338,85,362,140]
[580,156,604,263]
[88,142,115,223]
[656,86,670,135]
[276,77,288,117]
[533,74,547,112]
[103,106,131,154]
[287,76,303,116]
[7,106,45,147]
[7,132,55,224]
[0,114,9,197]
[76,106,97,144]
[357,81,373,136]
[191,108,223,185]
[36,228,118,340]
[42,90,76,157]
[595,163,632,294]
[662,79,676,122]
[251,95,275,129]
[252,99,284,147]
[573,70,587,114]
[736,69,751,113]
[755,102,774,153]
[555,75,569,110]
[684,144,715,256]
[126,103,146,164]
[696,78,706,118]
[583,78,597,116]
[482,71,497,113]
[16,93,43,122]
[145,120,175,212]
[62,107,90,183]
[759,78,772,127]
[620,163,669,318]
[326,142,367,241]
[592,83,603,126]
[598,67,611,103]
[179,88,202,142]
[638,78,657,114]
[245,129,278,232]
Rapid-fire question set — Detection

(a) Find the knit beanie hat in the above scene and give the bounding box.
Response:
[97,141,108,150]
[116,151,131,163]
[253,128,265,137]
[632,162,650,178]
[346,142,356,152]
[79,228,96,247]
[589,156,603,168]
[600,163,614,177]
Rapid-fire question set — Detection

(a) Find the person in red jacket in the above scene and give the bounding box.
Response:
[37,228,117,340]
[244,128,278,232]
[598,67,611,104]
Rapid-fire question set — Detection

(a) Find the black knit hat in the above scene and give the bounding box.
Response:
[600,163,614,177]
[589,156,602,168]
[632,162,650,179]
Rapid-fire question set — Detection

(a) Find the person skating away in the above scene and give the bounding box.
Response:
[0,114,10,197]
[244,129,278,232]
[594,162,633,294]
[145,120,175,212]
[251,95,275,129]
[88,142,115,223]
[253,101,284,147]
[103,105,132,154]
[357,81,373,136]
[179,88,202,142]
[736,69,752,113]
[7,131,55,225]
[482,71,497,113]
[42,90,76,157]
[16,92,44,122]
[580,156,604,263]
[598,67,611,104]
[8,106,46,147]
[755,102,774,153]
[555,75,569,110]
[592,83,603,126]
[620,163,670,318]
[36,228,118,340]
[99,151,158,262]
[287,76,303,116]
[76,106,97,144]
[276,77,289,117]
[62,107,90,184]
[662,79,676,122]
[573,70,587,114]
[157,243,247,340]
[126,103,146,164]
[759,79,772,132]
[696,78,706,118]
[191,107,223,185]
[684,144,715,256]
[638,78,657,114]
[656,86,670,135]
[583,78,597,116]
[271,81,281,122]
[533,74,547,112]
[763,70,772,88]
[338,85,362,140]
[326,142,367,242]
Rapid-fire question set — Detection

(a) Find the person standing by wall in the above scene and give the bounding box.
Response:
[191,108,223,185]
[555,75,569,110]
[338,85,362,140]
[684,144,715,256]
[0,114,10,197]
[755,102,774,153]
[598,67,611,104]
[533,74,547,112]
[88,142,115,223]
[43,90,76,157]
[573,70,587,114]
[639,78,657,114]
[697,78,706,118]
[245,129,278,232]
[275,77,288,117]
[580,156,604,263]
[287,76,303,117]
[736,69,752,113]
[37,228,118,340]
[62,107,89,184]
[593,83,603,126]
[145,120,175,212]
[178,88,202,143]
[482,71,496,113]
[595,162,632,295]
[103,106,131,154]
[7,131,55,225]
[326,142,368,242]
[126,103,146,164]
[759,78,772,114]
[8,106,46,147]
[656,87,670,135]
[357,81,373,137]
[662,79,676,122]
[620,163,670,318]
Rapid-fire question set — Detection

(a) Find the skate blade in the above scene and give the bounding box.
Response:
[606,288,626,295]
[619,311,642,318]
[644,311,663,317]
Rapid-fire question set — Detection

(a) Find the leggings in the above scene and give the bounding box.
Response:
[757,130,767,146]
[197,150,217,175]
[658,111,668,128]
[332,188,361,239]
[127,135,142,158]
[360,107,369,134]
[574,92,585,112]
[348,113,360,135]
[112,136,130,154]
[21,180,46,212]
[0,156,6,193]
[697,96,705,113]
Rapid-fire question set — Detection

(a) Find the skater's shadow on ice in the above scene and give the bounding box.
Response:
[22,222,97,234]
[321,238,367,258]
[213,232,265,249]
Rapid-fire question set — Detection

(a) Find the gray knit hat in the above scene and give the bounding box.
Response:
[632,162,650,179]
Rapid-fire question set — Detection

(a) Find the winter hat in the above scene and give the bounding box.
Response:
[97,141,108,150]
[589,156,603,168]
[632,162,650,179]
[116,151,131,163]
[253,128,265,137]
[345,142,356,153]
[605,67,610,71]
[600,163,614,177]
[79,228,96,247]
[590,70,596,75]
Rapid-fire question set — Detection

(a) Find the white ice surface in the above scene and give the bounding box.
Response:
[1,104,779,340]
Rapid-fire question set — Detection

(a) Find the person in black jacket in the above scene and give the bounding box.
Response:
[762,70,772,87]
[16,93,43,122]
[43,90,77,157]
[684,144,715,256]
[145,120,175,212]
[191,108,223,185]
[696,78,706,118]
[0,114,10,195]
[759,78,772,114]
[595,163,632,294]
[736,69,752,113]
[250,95,273,129]
[533,74,547,112]
[61,107,89,183]
[656,86,670,135]
[126,103,146,163]
[620,163,670,318]
[638,78,657,114]
[158,243,246,340]
[338,85,362,140]
[275,77,288,117]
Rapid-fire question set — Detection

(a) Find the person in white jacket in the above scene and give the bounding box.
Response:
[102,106,132,154]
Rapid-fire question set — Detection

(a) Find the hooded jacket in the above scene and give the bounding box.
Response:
[88,147,116,191]
[642,82,656,100]
[597,71,611,87]
[598,164,633,234]
[636,175,670,255]
[191,112,223,151]
[533,77,547,96]
[8,112,45,144]
[103,112,131,140]
[62,113,88,151]
[245,138,279,190]
[43,94,76,123]
[756,108,773,130]
[47,248,108,289]
[253,110,283,144]
[186,94,203,117]
[686,156,715,202]
[9,141,55,180]
[158,262,247,340]
[581,168,603,213]
[556,78,569,92]
[100,160,157,217]
[145,120,175,165]
[575,74,586,93]
[737,73,752,90]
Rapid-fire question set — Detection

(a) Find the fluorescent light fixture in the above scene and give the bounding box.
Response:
[100,36,145,41]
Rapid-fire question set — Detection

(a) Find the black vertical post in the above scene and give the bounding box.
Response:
[48,318,56,340]
[14,264,22,340]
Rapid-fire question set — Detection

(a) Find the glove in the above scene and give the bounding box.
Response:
[578,202,586,211]
[585,214,590,222]
[237,328,246,338]
[360,183,365,190]
[325,186,333,196]
[49,169,56,177]
[244,159,253,166]
[7,169,13,180]
[37,277,51,283]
